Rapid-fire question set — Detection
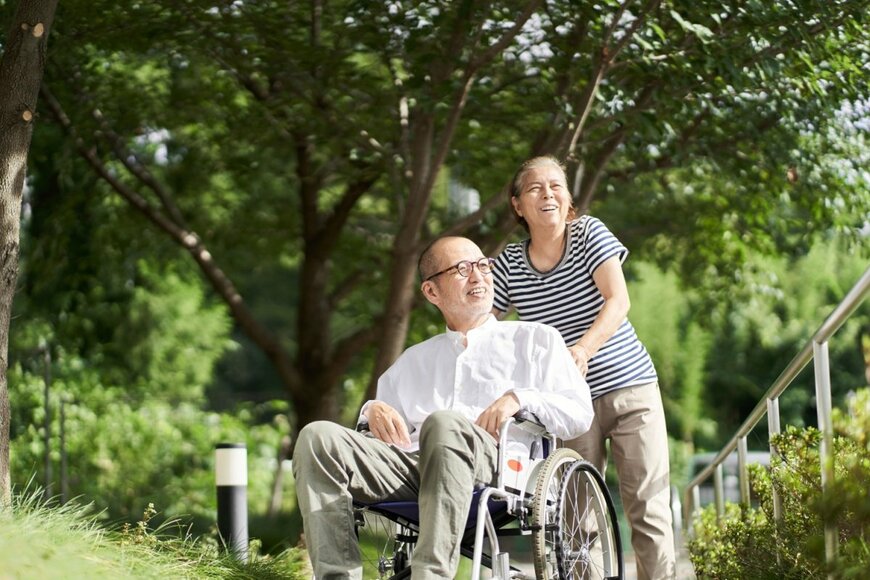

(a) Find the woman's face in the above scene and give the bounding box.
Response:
[512,163,572,232]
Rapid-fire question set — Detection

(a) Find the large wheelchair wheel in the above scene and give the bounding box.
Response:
[354,509,414,579]
[531,448,624,579]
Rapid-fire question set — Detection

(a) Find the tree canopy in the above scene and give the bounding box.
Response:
[3,0,868,439]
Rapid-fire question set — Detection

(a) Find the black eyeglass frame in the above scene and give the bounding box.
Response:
[424,257,496,282]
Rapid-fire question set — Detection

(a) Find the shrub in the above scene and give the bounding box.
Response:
[688,388,870,579]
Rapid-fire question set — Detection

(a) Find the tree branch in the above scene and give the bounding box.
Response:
[316,174,379,253]
[328,323,381,387]
[328,268,368,309]
[40,84,304,396]
[88,107,189,229]
[576,127,626,213]
[423,0,544,199]
[470,0,545,70]
[436,187,507,241]
[294,133,322,241]
[606,0,662,64]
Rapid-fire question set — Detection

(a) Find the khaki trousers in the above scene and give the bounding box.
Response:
[566,382,676,580]
[292,410,499,579]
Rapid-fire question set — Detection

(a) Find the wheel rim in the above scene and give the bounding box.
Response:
[532,448,583,579]
[555,461,618,579]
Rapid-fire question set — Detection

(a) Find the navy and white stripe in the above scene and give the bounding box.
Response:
[494,216,657,399]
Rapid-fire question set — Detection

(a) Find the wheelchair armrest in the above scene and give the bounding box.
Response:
[497,413,550,452]
[512,409,543,427]
[503,411,548,439]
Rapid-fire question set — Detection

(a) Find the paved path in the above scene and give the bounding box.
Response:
[621,550,696,580]
[470,544,696,578]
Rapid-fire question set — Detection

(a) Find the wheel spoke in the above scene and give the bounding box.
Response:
[554,461,623,580]
[355,509,415,579]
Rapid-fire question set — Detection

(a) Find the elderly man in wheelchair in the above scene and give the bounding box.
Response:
[293,236,623,579]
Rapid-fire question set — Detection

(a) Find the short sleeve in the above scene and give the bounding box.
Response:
[492,251,512,312]
[581,217,628,276]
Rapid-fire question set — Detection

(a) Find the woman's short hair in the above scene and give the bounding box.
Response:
[508,155,576,232]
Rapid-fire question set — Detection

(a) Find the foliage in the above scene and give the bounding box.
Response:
[626,232,868,454]
[701,236,869,448]
[0,491,309,578]
[4,0,864,433]
[8,361,292,529]
[628,262,715,445]
[688,388,870,579]
[8,271,295,532]
[17,138,235,404]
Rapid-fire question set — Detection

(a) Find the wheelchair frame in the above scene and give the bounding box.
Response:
[354,414,624,579]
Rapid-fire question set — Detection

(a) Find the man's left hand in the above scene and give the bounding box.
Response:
[475,392,521,440]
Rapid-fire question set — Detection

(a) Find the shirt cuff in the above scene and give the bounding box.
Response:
[357,400,376,427]
[510,388,541,415]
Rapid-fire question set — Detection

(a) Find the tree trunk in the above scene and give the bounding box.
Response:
[364,114,441,400]
[292,378,339,437]
[0,0,59,507]
[366,240,423,395]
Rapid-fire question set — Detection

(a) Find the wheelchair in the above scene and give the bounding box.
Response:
[354,413,624,579]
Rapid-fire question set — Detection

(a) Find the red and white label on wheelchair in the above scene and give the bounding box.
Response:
[502,435,545,496]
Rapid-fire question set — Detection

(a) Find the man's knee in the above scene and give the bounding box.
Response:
[293,421,348,475]
[419,410,485,463]
[420,410,469,442]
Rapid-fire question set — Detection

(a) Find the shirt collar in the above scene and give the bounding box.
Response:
[445,314,498,347]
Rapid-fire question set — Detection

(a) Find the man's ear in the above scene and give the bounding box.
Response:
[421,280,440,306]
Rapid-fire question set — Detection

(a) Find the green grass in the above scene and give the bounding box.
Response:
[0,493,310,579]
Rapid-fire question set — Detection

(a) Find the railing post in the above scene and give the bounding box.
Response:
[766,398,782,525]
[813,340,837,572]
[688,486,700,538]
[713,464,724,522]
[671,485,682,554]
[737,437,749,507]
[767,397,782,565]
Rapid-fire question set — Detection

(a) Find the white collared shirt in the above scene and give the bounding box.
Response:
[360,315,593,451]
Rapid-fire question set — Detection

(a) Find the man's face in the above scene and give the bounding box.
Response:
[422,238,494,329]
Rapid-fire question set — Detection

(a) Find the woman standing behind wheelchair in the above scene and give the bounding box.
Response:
[492,155,676,580]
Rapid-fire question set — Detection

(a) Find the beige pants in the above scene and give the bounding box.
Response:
[292,410,499,579]
[566,382,676,580]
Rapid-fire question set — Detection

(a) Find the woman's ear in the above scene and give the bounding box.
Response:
[511,195,522,217]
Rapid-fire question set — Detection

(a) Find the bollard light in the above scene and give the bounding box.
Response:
[215,443,249,562]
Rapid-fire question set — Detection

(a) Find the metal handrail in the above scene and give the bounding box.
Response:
[683,264,870,568]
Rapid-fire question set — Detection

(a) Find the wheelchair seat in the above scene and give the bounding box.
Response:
[356,486,508,532]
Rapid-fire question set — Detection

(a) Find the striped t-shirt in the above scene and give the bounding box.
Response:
[493,216,657,399]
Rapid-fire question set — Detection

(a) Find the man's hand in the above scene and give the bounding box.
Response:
[475,392,521,440]
[364,401,412,449]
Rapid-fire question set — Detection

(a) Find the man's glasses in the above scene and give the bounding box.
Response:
[424,257,496,282]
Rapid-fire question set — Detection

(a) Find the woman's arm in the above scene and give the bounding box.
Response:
[569,255,631,375]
